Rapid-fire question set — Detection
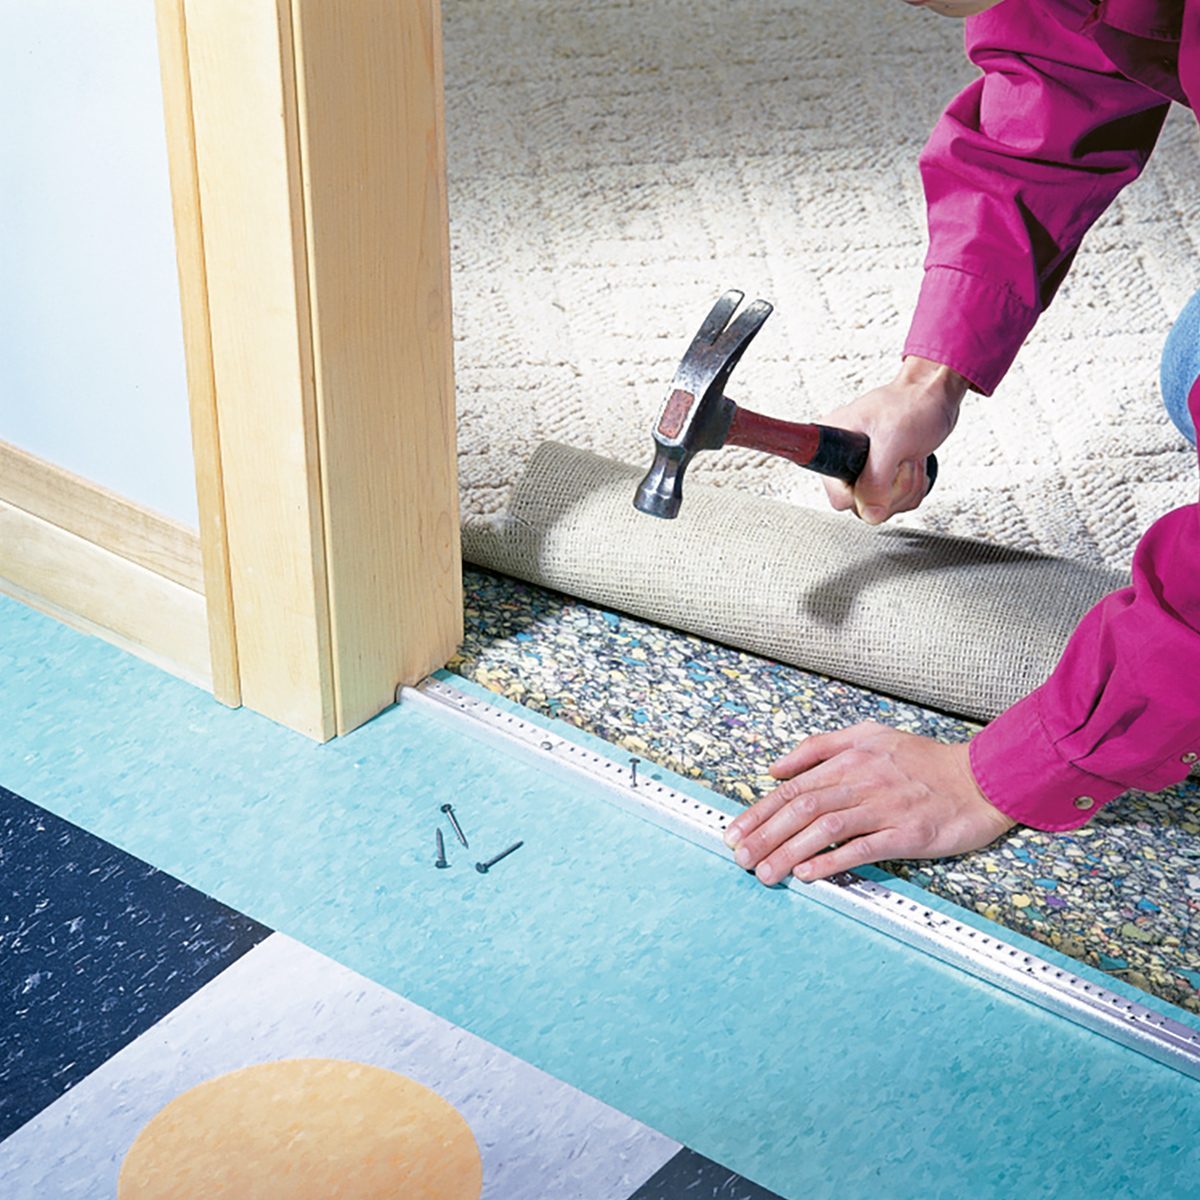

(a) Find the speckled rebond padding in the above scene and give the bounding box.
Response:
[451,568,1200,1015]
[4,594,1200,1198]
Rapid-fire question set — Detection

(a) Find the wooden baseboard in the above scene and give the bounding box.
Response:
[0,442,212,690]
[0,439,204,591]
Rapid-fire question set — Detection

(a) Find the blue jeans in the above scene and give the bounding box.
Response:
[1161,290,1200,446]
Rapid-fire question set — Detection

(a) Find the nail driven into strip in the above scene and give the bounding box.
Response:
[441,802,468,848]
[435,828,449,869]
[475,841,524,874]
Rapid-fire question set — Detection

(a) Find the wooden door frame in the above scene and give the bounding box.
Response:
[155,0,462,741]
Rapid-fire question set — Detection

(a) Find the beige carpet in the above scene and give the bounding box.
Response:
[444,0,1198,572]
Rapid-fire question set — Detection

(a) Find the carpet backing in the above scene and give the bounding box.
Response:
[463,442,1126,723]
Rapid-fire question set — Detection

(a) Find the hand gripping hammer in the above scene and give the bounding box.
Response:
[633,290,938,519]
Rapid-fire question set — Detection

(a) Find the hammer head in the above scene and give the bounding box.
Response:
[634,290,773,519]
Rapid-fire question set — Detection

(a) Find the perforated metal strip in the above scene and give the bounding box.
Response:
[401,677,1200,1083]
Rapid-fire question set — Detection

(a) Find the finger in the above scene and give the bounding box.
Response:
[724,756,847,849]
[863,458,923,525]
[889,458,929,515]
[791,829,903,881]
[734,779,856,865]
[769,722,879,778]
[853,447,909,524]
[738,786,863,882]
[822,476,855,513]
[723,787,794,848]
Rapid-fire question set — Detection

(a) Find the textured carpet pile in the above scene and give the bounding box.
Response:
[443,0,1198,573]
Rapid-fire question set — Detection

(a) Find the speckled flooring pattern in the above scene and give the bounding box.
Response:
[450,568,1200,1015]
[7,589,1200,1193]
[0,785,269,1140]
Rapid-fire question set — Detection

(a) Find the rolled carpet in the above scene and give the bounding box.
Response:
[462,441,1126,724]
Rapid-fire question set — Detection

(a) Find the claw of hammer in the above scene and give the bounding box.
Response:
[634,290,937,519]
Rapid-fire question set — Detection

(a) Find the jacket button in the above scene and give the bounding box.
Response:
[1183,751,1199,765]
[1074,795,1095,810]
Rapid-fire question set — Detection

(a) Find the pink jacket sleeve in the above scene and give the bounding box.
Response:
[903,0,1169,394]
[970,382,1200,830]
[905,0,1200,828]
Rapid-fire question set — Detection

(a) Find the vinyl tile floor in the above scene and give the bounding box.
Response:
[450,567,1200,1015]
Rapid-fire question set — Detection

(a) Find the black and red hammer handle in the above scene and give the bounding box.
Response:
[727,407,939,490]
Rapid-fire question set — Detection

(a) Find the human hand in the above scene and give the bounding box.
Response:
[723,722,1016,884]
[821,356,968,525]
[900,0,1004,17]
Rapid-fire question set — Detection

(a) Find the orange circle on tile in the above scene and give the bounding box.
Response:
[117,1058,482,1200]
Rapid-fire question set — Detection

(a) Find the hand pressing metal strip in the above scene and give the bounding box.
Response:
[400,676,1200,1084]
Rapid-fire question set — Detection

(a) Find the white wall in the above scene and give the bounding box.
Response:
[0,0,197,527]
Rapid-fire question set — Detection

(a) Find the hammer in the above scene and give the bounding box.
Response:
[634,290,937,519]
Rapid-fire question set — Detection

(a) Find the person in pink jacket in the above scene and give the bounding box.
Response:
[725,0,1200,883]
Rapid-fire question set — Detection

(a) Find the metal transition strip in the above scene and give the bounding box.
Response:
[401,676,1200,1083]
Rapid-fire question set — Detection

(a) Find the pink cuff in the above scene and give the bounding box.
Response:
[903,265,1039,396]
[969,690,1127,832]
